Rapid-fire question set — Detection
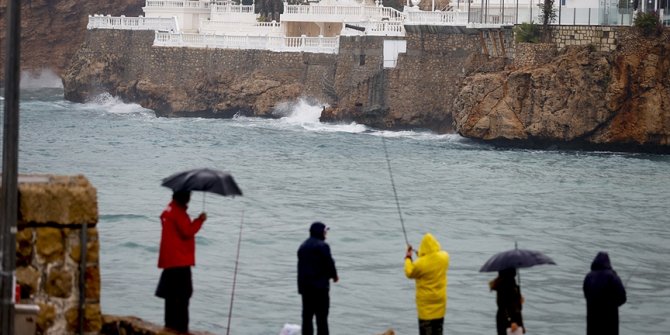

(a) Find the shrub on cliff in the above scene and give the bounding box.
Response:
[514,22,541,43]
[634,11,663,36]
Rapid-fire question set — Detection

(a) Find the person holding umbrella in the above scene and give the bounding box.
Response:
[480,243,556,335]
[155,190,207,333]
[404,233,450,335]
[489,268,525,335]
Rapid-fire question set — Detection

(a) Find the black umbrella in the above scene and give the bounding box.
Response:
[162,168,242,211]
[479,247,556,272]
[162,168,242,197]
[480,243,556,287]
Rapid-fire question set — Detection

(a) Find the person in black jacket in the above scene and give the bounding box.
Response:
[298,222,339,335]
[583,251,627,335]
[489,268,524,335]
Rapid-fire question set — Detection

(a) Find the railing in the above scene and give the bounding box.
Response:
[154,31,339,53]
[342,21,405,36]
[144,0,211,9]
[212,3,255,14]
[405,10,470,25]
[199,20,282,35]
[283,4,406,22]
[87,15,180,31]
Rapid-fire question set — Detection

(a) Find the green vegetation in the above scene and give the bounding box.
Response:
[634,11,663,36]
[514,22,541,43]
[538,0,557,42]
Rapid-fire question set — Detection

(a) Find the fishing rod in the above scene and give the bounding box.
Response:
[226,208,245,335]
[381,135,410,247]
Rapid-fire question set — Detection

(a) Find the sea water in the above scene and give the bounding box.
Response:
[2,78,670,335]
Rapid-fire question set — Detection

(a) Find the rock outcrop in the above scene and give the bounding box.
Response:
[62,30,333,118]
[453,29,670,152]
[0,0,144,82]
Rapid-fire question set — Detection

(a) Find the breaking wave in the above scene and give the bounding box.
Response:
[20,69,63,89]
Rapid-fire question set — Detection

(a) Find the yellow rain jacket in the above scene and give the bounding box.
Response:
[404,233,450,320]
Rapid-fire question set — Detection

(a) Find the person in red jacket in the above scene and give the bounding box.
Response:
[155,191,207,333]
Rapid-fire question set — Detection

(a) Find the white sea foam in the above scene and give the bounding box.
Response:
[20,69,63,89]
[272,98,368,133]
[84,93,155,116]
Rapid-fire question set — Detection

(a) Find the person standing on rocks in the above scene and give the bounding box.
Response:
[583,251,627,335]
[404,233,450,335]
[298,222,339,335]
[155,191,207,333]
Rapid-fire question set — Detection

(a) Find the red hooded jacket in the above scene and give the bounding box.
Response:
[158,200,205,269]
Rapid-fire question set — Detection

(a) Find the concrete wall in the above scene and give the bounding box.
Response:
[15,175,100,334]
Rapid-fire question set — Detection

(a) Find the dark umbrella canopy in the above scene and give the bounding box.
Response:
[162,168,242,197]
[479,248,556,272]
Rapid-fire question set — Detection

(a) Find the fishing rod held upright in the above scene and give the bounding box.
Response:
[381,135,411,248]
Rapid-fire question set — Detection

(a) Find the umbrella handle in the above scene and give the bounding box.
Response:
[202,193,206,212]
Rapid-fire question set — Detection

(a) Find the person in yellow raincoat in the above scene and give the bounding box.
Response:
[405,233,450,335]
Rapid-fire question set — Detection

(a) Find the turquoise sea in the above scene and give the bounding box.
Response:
[3,74,670,335]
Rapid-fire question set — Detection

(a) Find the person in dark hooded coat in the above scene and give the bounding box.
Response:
[583,251,627,335]
[298,222,338,335]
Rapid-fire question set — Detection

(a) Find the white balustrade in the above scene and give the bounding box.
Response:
[199,20,282,35]
[212,3,255,14]
[145,0,211,9]
[283,4,406,23]
[154,31,339,53]
[88,15,179,31]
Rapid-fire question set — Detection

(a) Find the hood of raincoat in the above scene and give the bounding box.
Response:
[405,233,450,320]
[418,233,441,257]
[591,251,612,271]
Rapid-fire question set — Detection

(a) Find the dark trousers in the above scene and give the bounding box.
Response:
[419,318,444,335]
[156,267,193,333]
[165,297,190,333]
[301,290,330,335]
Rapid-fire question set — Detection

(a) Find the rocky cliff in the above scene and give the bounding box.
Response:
[453,29,670,153]
[0,0,143,82]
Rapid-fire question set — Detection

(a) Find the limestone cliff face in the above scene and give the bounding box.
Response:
[453,30,670,152]
[0,0,143,81]
[63,30,332,117]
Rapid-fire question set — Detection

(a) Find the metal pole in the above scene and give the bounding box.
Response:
[1,0,22,333]
[468,0,471,23]
[78,224,88,335]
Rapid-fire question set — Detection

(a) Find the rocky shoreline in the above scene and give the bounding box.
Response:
[2,1,669,153]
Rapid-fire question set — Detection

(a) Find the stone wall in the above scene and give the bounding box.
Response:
[549,26,619,52]
[513,43,558,68]
[326,26,507,132]
[15,175,100,334]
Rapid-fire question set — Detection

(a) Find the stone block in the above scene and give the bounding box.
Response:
[36,302,56,334]
[69,228,100,264]
[16,228,34,266]
[36,227,65,264]
[85,266,101,301]
[18,175,98,226]
[66,303,102,333]
[45,267,73,298]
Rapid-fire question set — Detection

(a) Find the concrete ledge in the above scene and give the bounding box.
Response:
[18,174,98,226]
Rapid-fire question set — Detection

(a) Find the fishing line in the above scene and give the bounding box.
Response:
[226,208,244,335]
[381,135,410,247]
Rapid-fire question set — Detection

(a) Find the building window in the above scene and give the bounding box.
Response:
[359,55,366,66]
